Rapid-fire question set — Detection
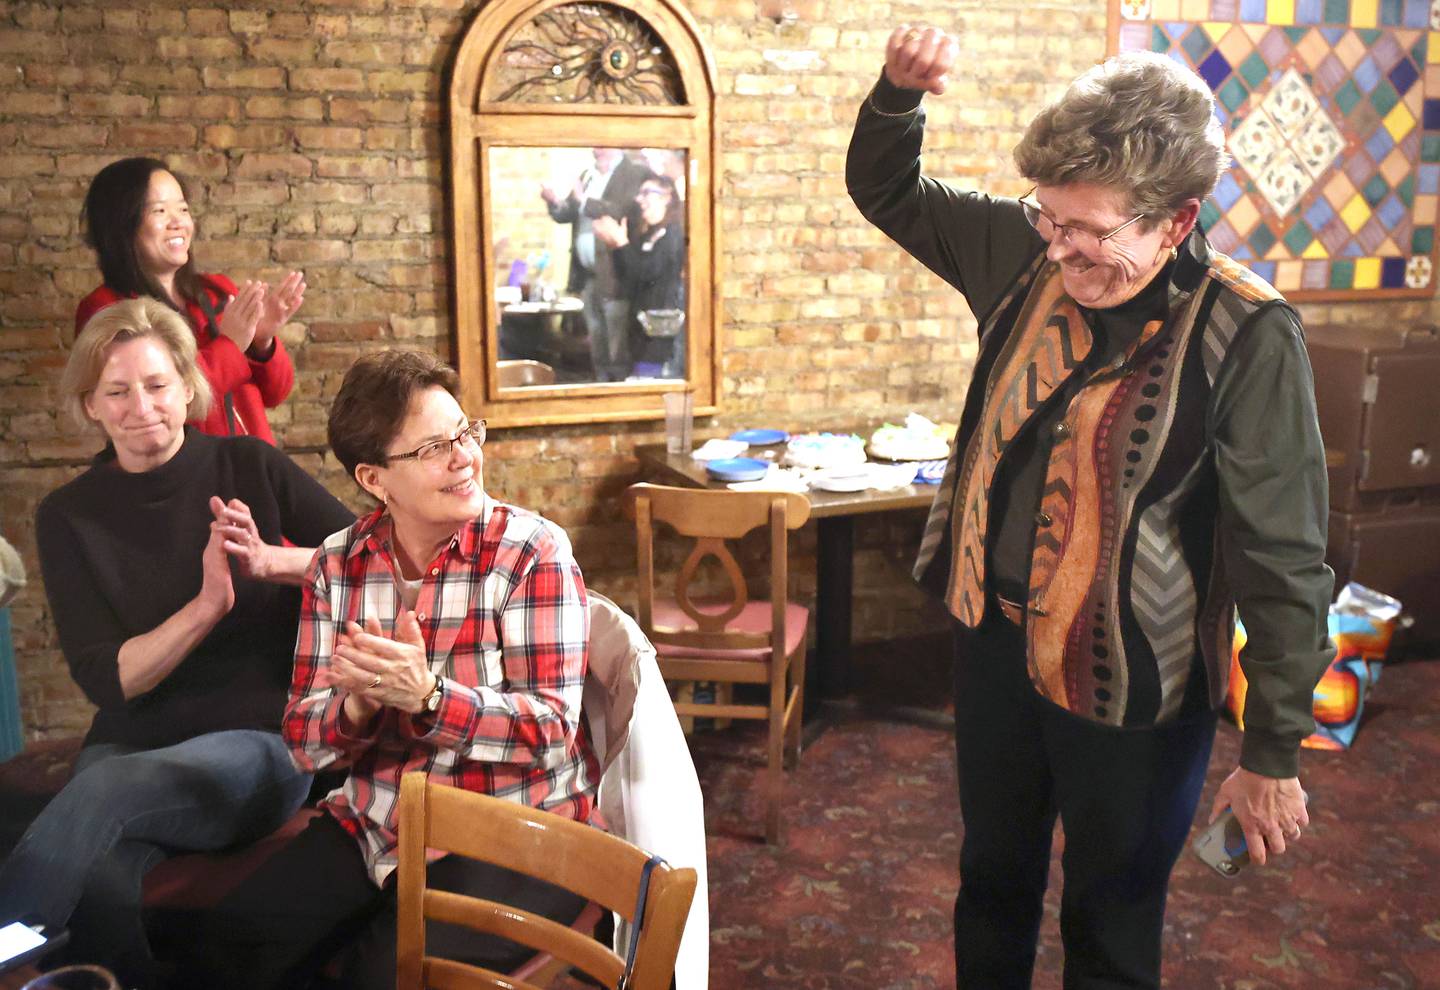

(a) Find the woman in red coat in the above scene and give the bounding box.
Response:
[75,157,304,444]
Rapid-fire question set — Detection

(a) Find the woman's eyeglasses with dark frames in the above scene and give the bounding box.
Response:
[1019,187,1146,253]
[386,419,486,464]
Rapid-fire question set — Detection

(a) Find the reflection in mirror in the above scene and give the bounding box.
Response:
[490,146,689,386]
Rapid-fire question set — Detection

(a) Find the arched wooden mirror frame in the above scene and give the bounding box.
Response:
[449,0,720,428]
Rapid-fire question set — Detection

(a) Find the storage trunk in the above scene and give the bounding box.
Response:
[1306,323,1440,647]
[1327,504,1440,644]
[1305,323,1440,512]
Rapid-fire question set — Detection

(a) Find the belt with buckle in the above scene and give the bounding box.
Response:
[996,596,1026,626]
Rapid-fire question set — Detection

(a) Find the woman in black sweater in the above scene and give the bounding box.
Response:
[0,298,352,986]
[594,174,687,377]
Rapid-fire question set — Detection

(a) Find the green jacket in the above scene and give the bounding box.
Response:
[847,77,1334,778]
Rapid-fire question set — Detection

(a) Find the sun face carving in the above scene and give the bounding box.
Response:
[493,2,683,105]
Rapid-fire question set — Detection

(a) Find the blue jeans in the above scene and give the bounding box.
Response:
[0,729,309,983]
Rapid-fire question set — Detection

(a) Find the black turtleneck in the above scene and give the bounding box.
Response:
[36,428,353,749]
[987,262,1174,603]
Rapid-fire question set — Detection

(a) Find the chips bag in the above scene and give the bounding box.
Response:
[1226,582,1403,750]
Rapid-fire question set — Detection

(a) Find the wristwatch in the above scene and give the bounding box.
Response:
[422,674,444,714]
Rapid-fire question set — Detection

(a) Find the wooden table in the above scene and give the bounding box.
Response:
[633,444,935,715]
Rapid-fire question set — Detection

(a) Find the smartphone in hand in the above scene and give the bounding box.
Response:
[1191,809,1250,877]
[1192,791,1311,877]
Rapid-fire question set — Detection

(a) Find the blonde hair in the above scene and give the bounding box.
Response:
[62,297,212,429]
[1013,51,1229,219]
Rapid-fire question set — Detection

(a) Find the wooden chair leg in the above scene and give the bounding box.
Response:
[785,645,806,770]
[766,666,785,844]
[675,681,696,735]
[715,682,733,730]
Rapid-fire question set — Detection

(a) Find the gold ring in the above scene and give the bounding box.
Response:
[905,28,924,43]
[369,674,383,689]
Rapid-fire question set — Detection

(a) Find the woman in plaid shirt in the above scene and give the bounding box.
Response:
[185,349,600,990]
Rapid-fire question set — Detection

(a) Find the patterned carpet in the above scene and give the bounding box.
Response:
[2,657,1436,988]
[689,655,1440,989]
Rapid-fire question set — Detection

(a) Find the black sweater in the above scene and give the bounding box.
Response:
[37,429,354,749]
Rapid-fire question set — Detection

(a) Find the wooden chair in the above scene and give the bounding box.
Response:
[624,482,811,843]
[395,773,696,990]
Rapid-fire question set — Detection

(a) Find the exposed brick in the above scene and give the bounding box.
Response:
[366,70,429,96]
[203,123,290,149]
[21,63,114,88]
[289,67,365,93]
[116,64,202,91]
[229,9,269,33]
[157,94,240,119]
[6,93,66,116]
[307,320,388,342]
[207,184,290,210]
[112,122,199,148]
[156,36,243,60]
[313,155,392,180]
[201,65,286,89]
[184,8,228,33]
[323,39,406,65]
[248,37,316,64]
[244,95,325,120]
[293,125,364,150]
[328,97,407,124]
[20,124,106,149]
[273,238,350,264]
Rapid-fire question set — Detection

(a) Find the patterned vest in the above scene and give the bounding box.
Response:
[916,235,1294,727]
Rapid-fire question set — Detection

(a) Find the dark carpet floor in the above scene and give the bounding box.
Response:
[2,654,1436,988]
[688,652,1440,989]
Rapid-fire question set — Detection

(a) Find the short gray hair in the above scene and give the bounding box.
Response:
[1013,51,1229,219]
[63,297,212,430]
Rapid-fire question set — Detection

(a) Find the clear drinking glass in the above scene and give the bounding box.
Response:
[663,391,694,456]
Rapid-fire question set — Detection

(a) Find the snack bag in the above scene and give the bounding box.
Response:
[1225,582,1402,750]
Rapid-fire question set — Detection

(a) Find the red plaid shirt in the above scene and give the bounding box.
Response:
[284,498,599,885]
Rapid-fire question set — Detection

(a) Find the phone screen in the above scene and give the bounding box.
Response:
[0,921,45,963]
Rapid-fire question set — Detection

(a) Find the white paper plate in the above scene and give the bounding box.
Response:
[809,464,918,492]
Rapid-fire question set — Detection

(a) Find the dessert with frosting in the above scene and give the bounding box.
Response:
[783,432,867,470]
[868,413,955,461]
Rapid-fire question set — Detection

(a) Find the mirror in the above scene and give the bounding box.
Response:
[490,146,690,385]
[448,0,719,428]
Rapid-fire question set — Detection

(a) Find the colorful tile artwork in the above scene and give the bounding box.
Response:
[1110,0,1440,296]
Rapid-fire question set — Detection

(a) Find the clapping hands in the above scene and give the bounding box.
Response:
[592,215,628,248]
[209,495,277,582]
[321,611,434,717]
[216,271,305,357]
[254,270,306,353]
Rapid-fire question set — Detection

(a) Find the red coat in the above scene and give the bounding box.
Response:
[75,274,294,445]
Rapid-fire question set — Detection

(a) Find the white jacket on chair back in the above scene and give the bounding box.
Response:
[584,592,710,990]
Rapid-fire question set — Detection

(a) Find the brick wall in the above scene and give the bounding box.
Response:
[2,0,1436,739]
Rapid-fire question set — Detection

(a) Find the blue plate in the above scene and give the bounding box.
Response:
[729,428,789,446]
[706,457,770,482]
[916,459,947,484]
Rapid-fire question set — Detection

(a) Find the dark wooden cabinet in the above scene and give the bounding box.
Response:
[1306,324,1440,643]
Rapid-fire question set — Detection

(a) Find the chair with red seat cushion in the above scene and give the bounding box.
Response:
[624,482,811,843]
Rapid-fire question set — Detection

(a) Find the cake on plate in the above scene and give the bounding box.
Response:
[783,433,867,470]
[867,414,955,462]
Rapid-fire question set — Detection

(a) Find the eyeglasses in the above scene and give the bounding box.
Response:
[386,419,486,464]
[636,187,669,199]
[1019,188,1147,254]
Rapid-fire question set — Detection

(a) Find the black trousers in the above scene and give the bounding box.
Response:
[951,611,1216,990]
[172,811,586,990]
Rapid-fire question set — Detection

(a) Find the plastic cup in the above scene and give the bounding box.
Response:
[663,391,694,456]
